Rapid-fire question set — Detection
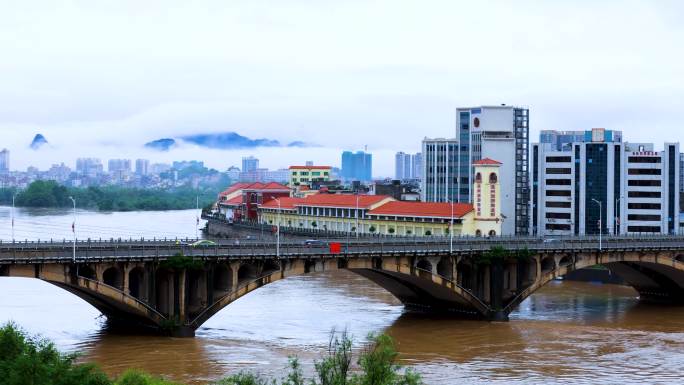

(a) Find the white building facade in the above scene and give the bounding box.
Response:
[455,105,530,235]
[531,128,680,236]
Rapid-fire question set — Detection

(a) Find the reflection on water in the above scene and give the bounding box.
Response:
[3,272,684,385]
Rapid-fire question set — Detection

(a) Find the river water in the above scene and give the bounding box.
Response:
[1,208,684,384]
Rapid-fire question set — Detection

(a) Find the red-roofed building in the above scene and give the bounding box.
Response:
[258,160,503,237]
[217,182,291,222]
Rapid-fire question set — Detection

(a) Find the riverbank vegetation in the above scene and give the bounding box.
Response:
[0,324,422,385]
[0,180,217,211]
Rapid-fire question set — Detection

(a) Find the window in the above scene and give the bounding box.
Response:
[489,173,497,184]
[546,156,572,162]
[475,172,482,183]
[546,168,572,174]
[546,190,571,197]
[627,214,661,221]
[546,223,571,230]
[628,157,660,163]
[546,212,571,219]
[628,191,661,198]
[627,225,661,232]
[546,179,571,185]
[628,168,661,175]
[628,180,661,187]
[546,201,571,208]
[628,202,661,210]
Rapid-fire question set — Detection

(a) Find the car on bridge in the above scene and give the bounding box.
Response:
[191,240,217,248]
[303,239,326,247]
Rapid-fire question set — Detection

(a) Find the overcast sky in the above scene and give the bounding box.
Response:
[1,0,683,176]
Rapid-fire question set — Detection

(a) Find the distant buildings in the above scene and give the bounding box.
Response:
[135,159,150,176]
[531,128,680,236]
[341,151,372,182]
[108,159,131,173]
[0,149,9,174]
[76,158,103,177]
[289,165,331,186]
[394,152,422,180]
[242,156,259,173]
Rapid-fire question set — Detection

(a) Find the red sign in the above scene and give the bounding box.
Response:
[329,242,341,254]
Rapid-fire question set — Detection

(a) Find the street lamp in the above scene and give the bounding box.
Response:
[11,192,18,242]
[69,196,76,263]
[195,195,199,240]
[591,198,602,251]
[449,199,454,254]
[271,196,281,258]
[614,196,624,236]
[355,193,360,238]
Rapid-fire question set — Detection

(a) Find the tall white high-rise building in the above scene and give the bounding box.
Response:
[531,128,680,236]
[395,152,412,179]
[242,156,259,173]
[0,149,9,173]
[443,105,530,235]
[135,159,150,176]
[76,158,103,177]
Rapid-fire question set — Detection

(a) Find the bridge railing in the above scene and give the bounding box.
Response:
[3,234,684,263]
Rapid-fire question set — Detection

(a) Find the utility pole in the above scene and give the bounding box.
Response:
[592,198,602,251]
[355,193,360,238]
[69,196,76,263]
[11,193,17,242]
[614,196,623,236]
[450,199,454,254]
[195,194,199,240]
[275,197,281,258]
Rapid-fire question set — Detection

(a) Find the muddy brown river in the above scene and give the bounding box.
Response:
[1,208,684,384]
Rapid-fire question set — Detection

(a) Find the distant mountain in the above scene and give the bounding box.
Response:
[144,138,176,151]
[180,132,280,149]
[30,134,48,150]
[145,131,316,151]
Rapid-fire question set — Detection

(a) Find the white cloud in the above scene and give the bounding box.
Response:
[0,0,683,176]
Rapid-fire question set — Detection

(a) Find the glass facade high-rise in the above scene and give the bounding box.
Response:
[453,105,530,235]
[341,151,372,181]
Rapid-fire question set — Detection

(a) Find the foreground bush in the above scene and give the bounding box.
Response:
[218,331,422,385]
[0,323,178,385]
[0,323,421,385]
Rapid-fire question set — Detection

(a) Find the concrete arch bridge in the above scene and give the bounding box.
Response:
[1,236,684,337]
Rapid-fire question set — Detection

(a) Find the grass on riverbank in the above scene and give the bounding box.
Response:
[0,323,422,385]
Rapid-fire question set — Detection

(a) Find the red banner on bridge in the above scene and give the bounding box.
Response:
[329,242,341,254]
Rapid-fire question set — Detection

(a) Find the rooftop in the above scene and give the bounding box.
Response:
[296,194,392,209]
[368,201,473,218]
[473,158,502,165]
[289,165,332,170]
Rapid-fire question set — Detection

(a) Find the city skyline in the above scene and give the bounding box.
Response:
[1,2,683,175]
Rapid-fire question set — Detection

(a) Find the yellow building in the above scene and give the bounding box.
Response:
[259,159,502,237]
[289,165,332,187]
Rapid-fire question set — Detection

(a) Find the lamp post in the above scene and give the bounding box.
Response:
[449,200,454,254]
[355,193,360,238]
[195,195,199,240]
[69,196,76,263]
[614,196,623,236]
[591,198,602,251]
[11,193,17,242]
[272,196,281,258]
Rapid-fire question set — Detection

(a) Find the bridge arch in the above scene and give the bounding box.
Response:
[213,263,233,292]
[237,263,258,285]
[155,267,174,317]
[437,257,454,280]
[103,266,123,290]
[79,265,97,280]
[540,256,555,274]
[504,252,684,315]
[128,266,147,301]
